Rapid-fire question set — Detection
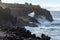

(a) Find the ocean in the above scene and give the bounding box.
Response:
[25,11,60,40]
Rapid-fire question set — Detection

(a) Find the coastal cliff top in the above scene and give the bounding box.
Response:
[0,2,41,8]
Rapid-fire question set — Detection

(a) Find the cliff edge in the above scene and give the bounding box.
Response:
[0,3,53,27]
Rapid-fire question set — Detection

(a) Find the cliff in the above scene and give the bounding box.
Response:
[0,3,53,27]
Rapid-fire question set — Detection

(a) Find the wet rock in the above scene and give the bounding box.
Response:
[3,27,51,40]
[16,17,38,27]
[33,8,53,22]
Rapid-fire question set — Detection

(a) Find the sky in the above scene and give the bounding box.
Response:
[1,0,60,11]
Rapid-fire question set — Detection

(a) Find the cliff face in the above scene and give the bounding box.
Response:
[33,8,53,22]
[0,3,53,27]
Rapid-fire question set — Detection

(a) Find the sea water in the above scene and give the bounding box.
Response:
[25,11,60,40]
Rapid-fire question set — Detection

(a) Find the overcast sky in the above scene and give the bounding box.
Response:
[2,0,60,11]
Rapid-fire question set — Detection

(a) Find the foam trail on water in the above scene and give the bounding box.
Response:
[35,15,51,26]
[35,15,60,26]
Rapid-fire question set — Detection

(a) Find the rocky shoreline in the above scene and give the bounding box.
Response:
[2,27,51,40]
[0,3,52,40]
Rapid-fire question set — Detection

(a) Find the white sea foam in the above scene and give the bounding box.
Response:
[26,11,60,40]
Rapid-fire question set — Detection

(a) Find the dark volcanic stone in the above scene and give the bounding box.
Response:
[0,3,53,27]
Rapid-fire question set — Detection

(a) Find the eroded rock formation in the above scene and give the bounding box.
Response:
[33,8,53,22]
[0,3,53,27]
